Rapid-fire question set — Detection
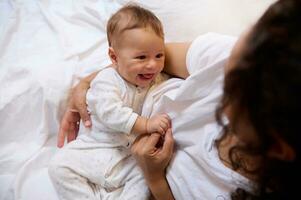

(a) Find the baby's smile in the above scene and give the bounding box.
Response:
[138,73,155,80]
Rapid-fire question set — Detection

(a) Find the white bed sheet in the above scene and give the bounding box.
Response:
[0,0,274,199]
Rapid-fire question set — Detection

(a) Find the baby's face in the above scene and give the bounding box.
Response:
[112,27,165,87]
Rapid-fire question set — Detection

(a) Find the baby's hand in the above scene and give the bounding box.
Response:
[147,114,171,134]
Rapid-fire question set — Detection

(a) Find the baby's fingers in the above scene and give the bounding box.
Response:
[157,127,165,135]
[161,113,170,120]
[162,114,171,126]
[163,118,171,128]
[158,122,168,133]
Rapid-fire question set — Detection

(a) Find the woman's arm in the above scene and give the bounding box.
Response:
[147,175,175,200]
[57,70,100,147]
[131,129,175,200]
[164,42,191,79]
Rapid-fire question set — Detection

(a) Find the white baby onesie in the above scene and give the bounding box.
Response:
[49,67,168,200]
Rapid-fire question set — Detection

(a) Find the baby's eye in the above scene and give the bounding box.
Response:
[156,53,164,58]
[135,55,146,60]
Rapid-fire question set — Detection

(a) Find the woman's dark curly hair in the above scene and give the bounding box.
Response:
[215,0,301,199]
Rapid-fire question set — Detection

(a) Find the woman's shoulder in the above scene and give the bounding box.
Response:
[186,32,237,75]
[191,32,237,48]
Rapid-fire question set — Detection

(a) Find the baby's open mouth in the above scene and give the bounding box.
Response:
[138,73,154,80]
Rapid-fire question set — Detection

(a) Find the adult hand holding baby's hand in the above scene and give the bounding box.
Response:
[147,114,171,134]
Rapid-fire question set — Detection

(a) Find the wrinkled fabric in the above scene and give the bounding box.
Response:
[0,0,274,199]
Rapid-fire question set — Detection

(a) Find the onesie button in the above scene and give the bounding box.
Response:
[137,87,143,93]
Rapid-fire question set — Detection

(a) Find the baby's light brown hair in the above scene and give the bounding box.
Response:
[106,4,164,48]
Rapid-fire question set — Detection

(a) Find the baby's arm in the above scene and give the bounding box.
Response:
[90,69,170,135]
[88,71,138,134]
[132,114,171,135]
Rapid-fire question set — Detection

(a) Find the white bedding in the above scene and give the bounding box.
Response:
[0,0,275,199]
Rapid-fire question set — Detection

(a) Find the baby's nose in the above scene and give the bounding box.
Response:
[146,59,157,69]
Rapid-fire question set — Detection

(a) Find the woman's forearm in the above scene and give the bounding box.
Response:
[164,42,191,79]
[147,175,175,200]
[67,70,100,107]
[81,70,101,84]
[131,131,175,200]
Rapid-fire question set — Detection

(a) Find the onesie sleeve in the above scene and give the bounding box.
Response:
[87,68,138,134]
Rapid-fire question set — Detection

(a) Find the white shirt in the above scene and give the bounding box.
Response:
[142,33,253,199]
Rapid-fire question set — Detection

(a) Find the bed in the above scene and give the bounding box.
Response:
[0,0,275,199]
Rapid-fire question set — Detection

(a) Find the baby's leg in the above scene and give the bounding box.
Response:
[48,164,100,200]
[105,156,150,200]
[48,140,119,200]
[119,171,150,200]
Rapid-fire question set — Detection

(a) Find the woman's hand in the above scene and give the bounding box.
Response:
[57,77,93,148]
[131,128,175,200]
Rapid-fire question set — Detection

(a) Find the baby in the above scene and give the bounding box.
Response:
[49,4,170,200]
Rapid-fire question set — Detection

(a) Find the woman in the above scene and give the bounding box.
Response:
[57,0,301,199]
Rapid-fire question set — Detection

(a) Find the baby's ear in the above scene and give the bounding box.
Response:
[108,47,117,64]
